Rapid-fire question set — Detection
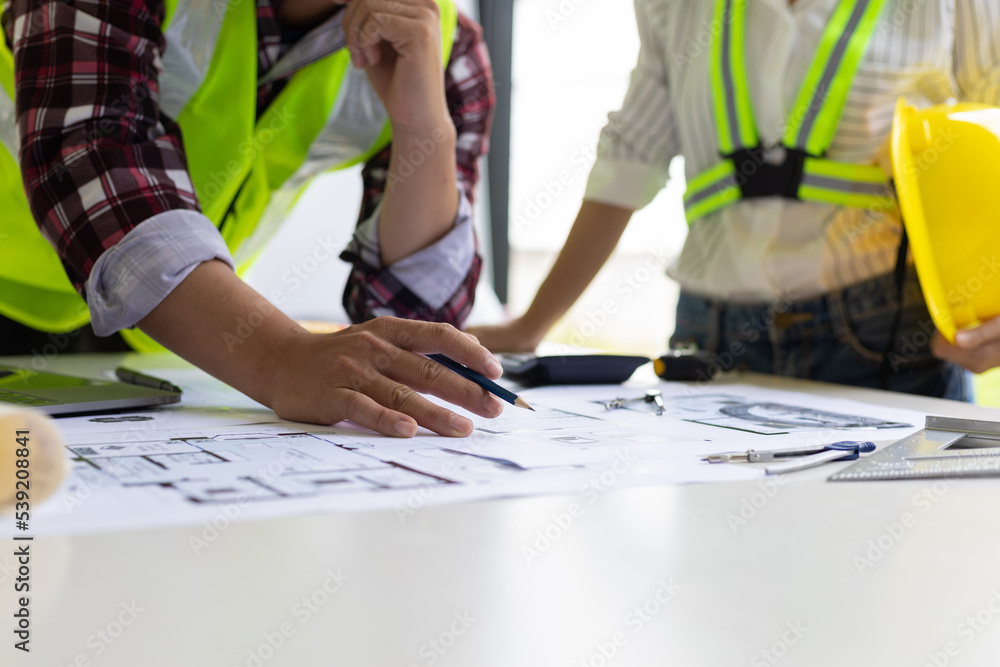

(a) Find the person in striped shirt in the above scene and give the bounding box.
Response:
[472,0,1000,400]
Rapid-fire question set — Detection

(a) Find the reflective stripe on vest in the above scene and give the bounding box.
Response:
[0,50,16,157]
[0,0,457,336]
[158,0,227,121]
[684,0,894,225]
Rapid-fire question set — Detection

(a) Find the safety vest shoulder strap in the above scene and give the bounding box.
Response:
[712,0,890,157]
[711,0,757,155]
[782,0,891,156]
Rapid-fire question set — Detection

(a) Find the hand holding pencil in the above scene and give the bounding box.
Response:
[428,354,534,411]
[252,317,514,438]
[142,267,520,439]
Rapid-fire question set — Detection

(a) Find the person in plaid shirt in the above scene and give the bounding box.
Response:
[2,0,504,437]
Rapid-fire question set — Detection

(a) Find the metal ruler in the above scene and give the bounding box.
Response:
[829,416,1000,481]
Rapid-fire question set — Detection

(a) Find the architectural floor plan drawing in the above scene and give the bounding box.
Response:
[20,372,926,536]
[68,427,454,505]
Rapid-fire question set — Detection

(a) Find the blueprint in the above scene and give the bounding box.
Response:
[15,368,925,536]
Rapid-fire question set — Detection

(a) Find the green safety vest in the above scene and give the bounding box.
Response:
[683,0,895,224]
[0,0,457,350]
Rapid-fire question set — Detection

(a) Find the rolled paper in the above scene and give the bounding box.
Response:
[0,405,68,513]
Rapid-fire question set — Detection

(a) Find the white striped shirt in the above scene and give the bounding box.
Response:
[584,0,1000,302]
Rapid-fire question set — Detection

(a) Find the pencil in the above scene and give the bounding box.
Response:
[428,354,534,411]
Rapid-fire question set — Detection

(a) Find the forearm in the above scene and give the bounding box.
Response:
[521,200,634,335]
[333,0,460,266]
[379,123,460,266]
[137,260,303,408]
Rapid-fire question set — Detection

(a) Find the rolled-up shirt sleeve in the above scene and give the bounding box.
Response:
[86,210,234,334]
[340,187,476,313]
[583,0,679,211]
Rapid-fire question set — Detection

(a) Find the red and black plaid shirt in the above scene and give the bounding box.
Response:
[3,0,494,326]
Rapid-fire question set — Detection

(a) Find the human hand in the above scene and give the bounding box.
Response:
[268,317,506,436]
[466,317,545,354]
[930,317,1000,374]
[335,0,450,134]
[140,264,500,437]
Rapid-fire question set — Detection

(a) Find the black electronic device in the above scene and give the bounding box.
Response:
[496,353,649,387]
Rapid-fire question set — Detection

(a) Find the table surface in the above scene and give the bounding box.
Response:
[5,353,1000,667]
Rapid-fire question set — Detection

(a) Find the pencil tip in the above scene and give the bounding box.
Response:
[515,397,535,411]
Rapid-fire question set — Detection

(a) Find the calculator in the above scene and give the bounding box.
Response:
[495,353,649,387]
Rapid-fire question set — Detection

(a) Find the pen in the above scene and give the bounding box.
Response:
[115,367,183,394]
[427,354,534,411]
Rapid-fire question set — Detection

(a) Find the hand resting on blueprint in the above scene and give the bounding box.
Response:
[138,261,505,437]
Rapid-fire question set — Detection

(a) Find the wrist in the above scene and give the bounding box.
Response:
[138,261,309,411]
[391,114,456,146]
[389,92,457,142]
[254,324,309,408]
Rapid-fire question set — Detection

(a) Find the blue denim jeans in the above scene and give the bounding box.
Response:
[670,267,971,401]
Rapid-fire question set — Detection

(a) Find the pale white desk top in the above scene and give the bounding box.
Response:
[6,354,1000,667]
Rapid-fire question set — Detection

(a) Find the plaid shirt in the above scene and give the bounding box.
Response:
[3,1,494,328]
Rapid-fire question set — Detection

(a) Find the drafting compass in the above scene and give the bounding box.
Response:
[597,390,665,416]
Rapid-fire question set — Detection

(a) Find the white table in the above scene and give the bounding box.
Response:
[6,354,1000,667]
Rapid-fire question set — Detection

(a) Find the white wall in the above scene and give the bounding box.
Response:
[507,0,688,355]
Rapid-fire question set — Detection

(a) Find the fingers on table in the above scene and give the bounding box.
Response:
[334,389,420,438]
[326,319,504,436]
[340,376,475,438]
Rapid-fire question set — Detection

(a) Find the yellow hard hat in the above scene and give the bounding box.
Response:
[891,98,1000,343]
